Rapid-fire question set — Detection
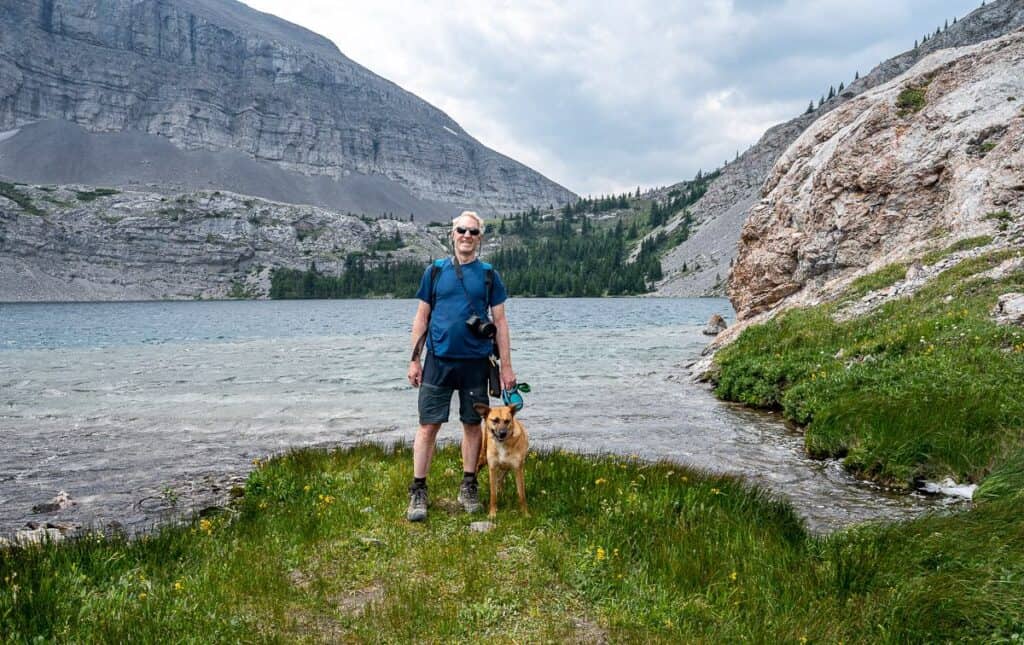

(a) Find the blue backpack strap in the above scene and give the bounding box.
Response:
[480,262,494,309]
[429,258,446,310]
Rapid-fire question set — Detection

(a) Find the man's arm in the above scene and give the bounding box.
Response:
[491,303,516,390]
[407,300,431,387]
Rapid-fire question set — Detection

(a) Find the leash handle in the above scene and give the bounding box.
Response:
[501,381,530,410]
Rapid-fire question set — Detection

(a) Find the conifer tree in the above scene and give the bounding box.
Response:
[855,70,860,80]
[805,100,814,114]
[827,85,835,99]
[838,81,844,92]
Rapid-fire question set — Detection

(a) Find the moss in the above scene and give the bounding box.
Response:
[896,83,928,116]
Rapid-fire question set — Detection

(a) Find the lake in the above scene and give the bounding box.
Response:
[0,298,954,535]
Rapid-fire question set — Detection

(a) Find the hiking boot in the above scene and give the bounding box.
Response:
[406,484,428,522]
[457,478,483,514]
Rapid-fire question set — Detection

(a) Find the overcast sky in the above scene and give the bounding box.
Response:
[242,0,980,196]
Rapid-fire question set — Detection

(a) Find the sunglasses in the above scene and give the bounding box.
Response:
[455,226,481,236]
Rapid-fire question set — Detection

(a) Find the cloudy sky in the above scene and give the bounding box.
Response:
[242,0,979,196]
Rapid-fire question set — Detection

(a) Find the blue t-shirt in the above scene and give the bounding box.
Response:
[416,258,508,359]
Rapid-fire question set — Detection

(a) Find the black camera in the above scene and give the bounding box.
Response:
[466,315,497,339]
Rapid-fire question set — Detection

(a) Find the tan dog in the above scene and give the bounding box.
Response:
[474,403,529,518]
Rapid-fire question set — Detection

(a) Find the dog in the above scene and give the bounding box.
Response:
[473,403,529,518]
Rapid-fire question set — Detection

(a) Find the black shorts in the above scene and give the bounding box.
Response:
[418,353,490,425]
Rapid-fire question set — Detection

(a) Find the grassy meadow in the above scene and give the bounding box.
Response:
[1,443,1023,643]
[715,247,1024,490]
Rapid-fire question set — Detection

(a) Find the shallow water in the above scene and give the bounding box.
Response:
[0,298,957,535]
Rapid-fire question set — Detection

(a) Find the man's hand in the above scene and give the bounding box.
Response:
[500,364,516,391]
[408,360,423,387]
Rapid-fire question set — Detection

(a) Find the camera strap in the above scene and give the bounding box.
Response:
[452,256,489,320]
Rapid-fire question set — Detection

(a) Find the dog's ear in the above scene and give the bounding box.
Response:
[507,405,518,417]
[473,402,490,417]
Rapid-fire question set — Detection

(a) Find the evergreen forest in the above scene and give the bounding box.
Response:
[269,172,717,299]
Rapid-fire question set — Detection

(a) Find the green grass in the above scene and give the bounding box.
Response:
[75,188,121,202]
[896,83,928,116]
[715,249,1024,488]
[0,181,44,216]
[921,235,993,265]
[841,262,907,301]
[2,444,1022,643]
[985,210,1016,231]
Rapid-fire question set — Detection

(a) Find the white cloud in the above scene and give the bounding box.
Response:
[240,0,980,195]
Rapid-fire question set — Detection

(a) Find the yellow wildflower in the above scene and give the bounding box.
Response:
[139,592,148,600]
[595,478,607,485]
[173,581,184,592]
[730,570,737,581]
[199,518,213,534]
[303,484,311,492]
[596,547,606,561]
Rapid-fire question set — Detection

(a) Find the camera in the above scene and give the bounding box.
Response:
[466,314,497,339]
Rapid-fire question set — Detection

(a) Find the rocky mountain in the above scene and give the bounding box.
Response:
[728,29,1024,326]
[0,0,574,219]
[656,0,1024,297]
[0,183,449,301]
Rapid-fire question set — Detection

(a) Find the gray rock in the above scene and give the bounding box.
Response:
[14,527,64,545]
[701,314,727,336]
[14,521,80,544]
[469,521,495,533]
[0,185,450,301]
[993,293,1024,326]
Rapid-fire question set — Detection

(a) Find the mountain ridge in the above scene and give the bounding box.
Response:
[0,0,574,217]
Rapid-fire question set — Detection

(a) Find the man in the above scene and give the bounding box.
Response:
[406,210,516,521]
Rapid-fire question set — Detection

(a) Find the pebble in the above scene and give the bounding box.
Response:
[469,521,495,533]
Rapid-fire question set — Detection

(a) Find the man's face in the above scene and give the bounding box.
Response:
[452,217,482,255]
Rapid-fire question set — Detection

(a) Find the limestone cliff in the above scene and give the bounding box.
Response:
[0,184,449,301]
[0,0,574,216]
[728,29,1024,323]
[657,0,1024,296]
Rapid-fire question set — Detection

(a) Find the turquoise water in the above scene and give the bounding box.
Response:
[0,298,948,535]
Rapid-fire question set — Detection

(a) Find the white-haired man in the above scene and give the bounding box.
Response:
[406,210,516,521]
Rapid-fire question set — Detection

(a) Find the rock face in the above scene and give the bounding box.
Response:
[0,184,450,301]
[993,292,1024,326]
[0,0,574,217]
[729,30,1024,321]
[657,0,1024,296]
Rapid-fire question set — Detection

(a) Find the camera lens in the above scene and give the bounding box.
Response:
[479,321,497,338]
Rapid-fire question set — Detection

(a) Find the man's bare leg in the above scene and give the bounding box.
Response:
[413,423,442,478]
[461,422,481,473]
